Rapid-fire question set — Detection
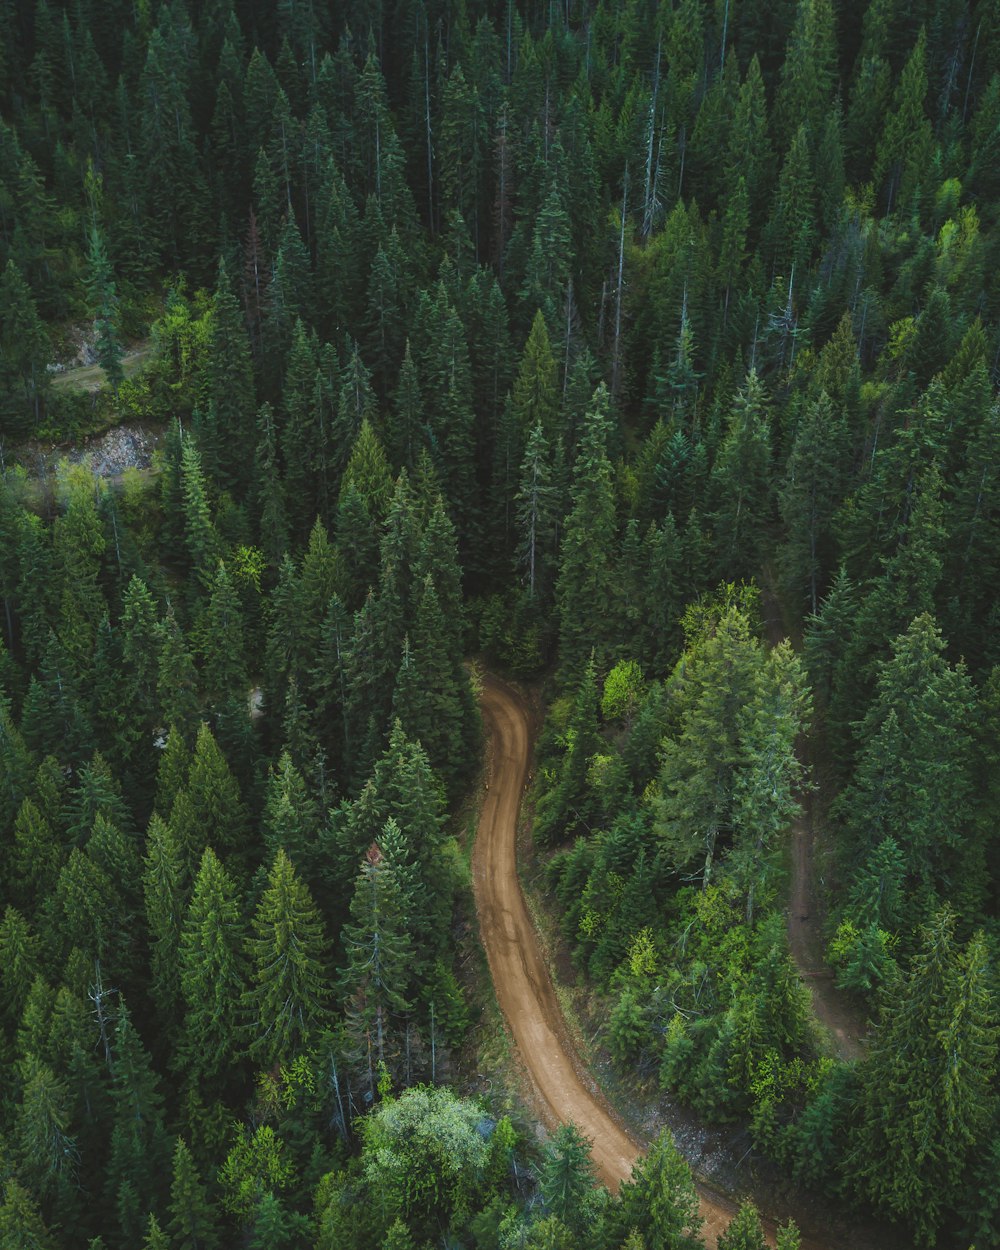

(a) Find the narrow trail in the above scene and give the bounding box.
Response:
[761,591,866,1063]
[472,673,833,1250]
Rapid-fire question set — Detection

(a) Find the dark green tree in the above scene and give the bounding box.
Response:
[85,227,124,393]
[178,847,247,1086]
[243,850,332,1067]
[848,911,997,1244]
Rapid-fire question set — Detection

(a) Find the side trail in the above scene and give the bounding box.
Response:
[761,592,866,1063]
[472,673,834,1250]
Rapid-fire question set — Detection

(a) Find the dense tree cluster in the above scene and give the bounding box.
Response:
[0,0,999,1245]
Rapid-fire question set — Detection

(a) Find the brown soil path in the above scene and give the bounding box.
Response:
[472,673,833,1250]
[761,586,866,1063]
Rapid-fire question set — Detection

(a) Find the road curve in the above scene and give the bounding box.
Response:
[472,673,738,1246]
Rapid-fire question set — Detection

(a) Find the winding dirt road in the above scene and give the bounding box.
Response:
[473,673,792,1249]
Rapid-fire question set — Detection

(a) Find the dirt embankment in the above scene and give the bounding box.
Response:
[10,422,162,483]
[472,674,839,1250]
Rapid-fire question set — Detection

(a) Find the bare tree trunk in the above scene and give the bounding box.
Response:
[611,170,628,400]
[424,29,434,234]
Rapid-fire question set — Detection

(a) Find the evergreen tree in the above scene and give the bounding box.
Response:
[340,840,413,1095]
[106,1000,171,1248]
[839,613,976,908]
[539,1123,596,1238]
[555,384,619,678]
[617,1129,703,1250]
[779,391,848,613]
[848,911,998,1244]
[178,847,246,1086]
[718,1200,767,1250]
[142,813,185,1028]
[168,1136,219,1250]
[710,370,773,580]
[515,422,558,601]
[243,850,332,1067]
[0,260,49,434]
[85,227,124,393]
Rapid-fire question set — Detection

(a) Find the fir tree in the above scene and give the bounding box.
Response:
[243,850,332,1067]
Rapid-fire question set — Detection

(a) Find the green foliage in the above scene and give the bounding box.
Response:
[1,4,999,1246]
[360,1086,494,1240]
[243,850,332,1068]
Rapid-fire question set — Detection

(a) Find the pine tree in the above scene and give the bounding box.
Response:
[142,813,186,1028]
[779,391,848,614]
[177,847,247,1085]
[774,0,838,148]
[0,1180,58,1250]
[555,384,619,678]
[839,613,976,906]
[262,751,320,876]
[206,261,256,490]
[168,1136,220,1250]
[539,1124,596,1237]
[0,905,39,1034]
[243,850,332,1067]
[340,841,413,1095]
[710,371,773,580]
[85,227,125,393]
[512,311,560,443]
[515,422,558,601]
[183,723,249,867]
[15,1055,79,1218]
[848,911,998,1244]
[617,1129,703,1250]
[873,30,934,214]
[0,259,49,434]
[106,1000,171,1248]
[200,562,247,710]
[179,438,221,592]
[718,1200,767,1250]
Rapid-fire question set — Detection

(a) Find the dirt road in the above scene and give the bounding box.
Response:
[473,673,798,1249]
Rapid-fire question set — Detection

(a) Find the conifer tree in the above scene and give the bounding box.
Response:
[555,384,619,678]
[262,751,319,875]
[340,840,413,1094]
[779,391,848,613]
[513,311,560,442]
[0,260,49,433]
[106,1000,171,1247]
[0,1179,58,1250]
[515,422,558,601]
[243,850,332,1067]
[718,1200,768,1250]
[848,911,998,1243]
[179,438,221,592]
[168,1136,219,1250]
[15,1054,79,1218]
[839,613,976,907]
[0,905,39,1034]
[617,1129,703,1250]
[142,813,185,1027]
[85,227,125,393]
[539,1124,596,1238]
[710,371,773,580]
[182,723,249,867]
[177,847,246,1085]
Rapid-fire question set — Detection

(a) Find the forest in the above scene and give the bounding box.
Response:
[0,0,999,1246]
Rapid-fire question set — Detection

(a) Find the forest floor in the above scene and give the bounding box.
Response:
[471,672,844,1250]
[759,577,867,1063]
